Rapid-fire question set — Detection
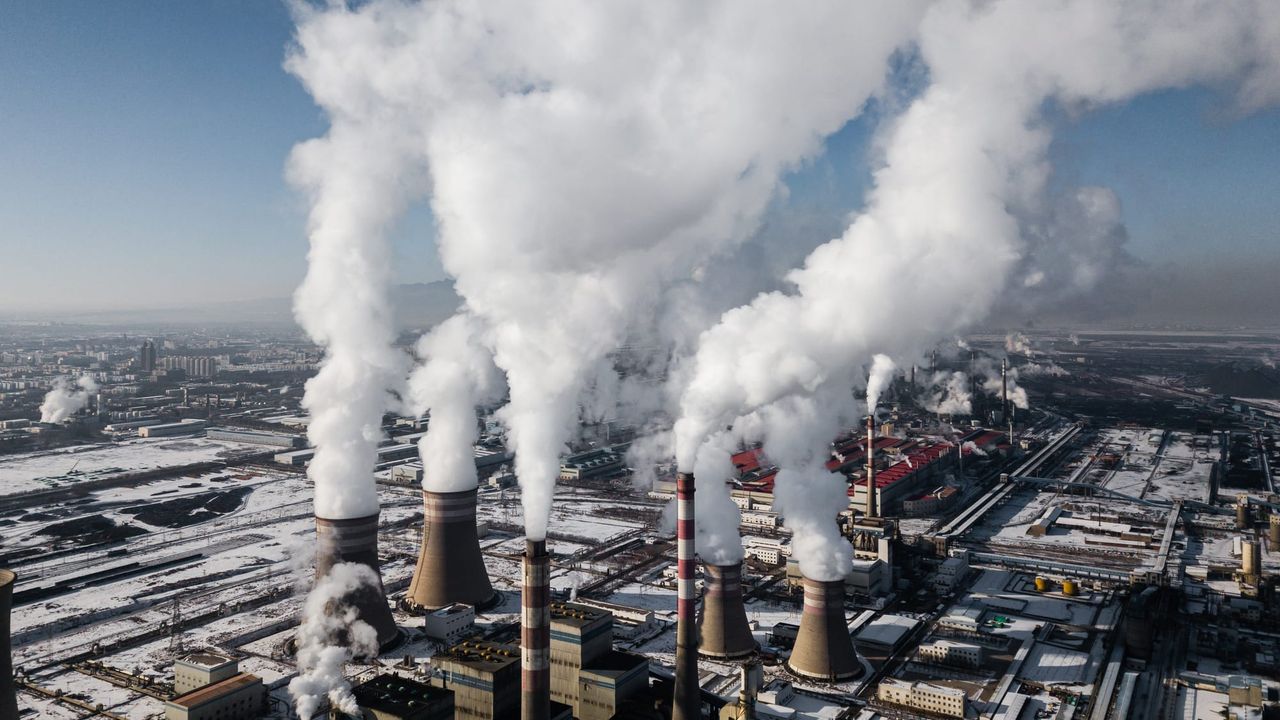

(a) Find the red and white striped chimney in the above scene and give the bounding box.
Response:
[673,471,699,720]
[522,538,550,720]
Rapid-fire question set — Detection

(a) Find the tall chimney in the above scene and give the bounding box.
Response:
[0,569,16,719]
[315,514,399,651]
[699,561,757,659]
[865,415,877,519]
[1001,357,1008,419]
[673,472,700,720]
[521,539,550,720]
[785,577,862,682]
[407,488,496,611]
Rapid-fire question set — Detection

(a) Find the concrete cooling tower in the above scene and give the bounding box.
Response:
[698,561,757,660]
[0,569,16,719]
[315,514,400,651]
[785,577,863,682]
[406,488,497,611]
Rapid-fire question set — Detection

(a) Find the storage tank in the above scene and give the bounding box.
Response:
[1269,513,1280,548]
[1034,576,1049,592]
[1062,578,1079,596]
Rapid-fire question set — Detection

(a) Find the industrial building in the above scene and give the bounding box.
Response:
[206,428,304,448]
[432,639,572,720]
[335,674,454,720]
[547,601,649,720]
[918,639,983,668]
[559,448,625,481]
[164,653,265,720]
[139,419,207,438]
[423,603,475,646]
[876,678,966,718]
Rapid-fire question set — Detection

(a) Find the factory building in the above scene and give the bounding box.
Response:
[334,674,454,720]
[847,441,958,516]
[918,639,983,668]
[206,428,305,448]
[160,356,219,378]
[876,678,966,718]
[164,653,265,720]
[1,569,16,719]
[432,640,572,720]
[559,448,625,481]
[139,419,207,438]
[423,603,476,646]
[548,601,649,720]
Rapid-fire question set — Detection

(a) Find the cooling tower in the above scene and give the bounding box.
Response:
[1242,540,1261,582]
[785,577,862,683]
[315,514,399,651]
[673,472,700,720]
[699,561,757,660]
[0,569,16,719]
[522,539,550,720]
[406,488,496,612]
[1236,496,1250,530]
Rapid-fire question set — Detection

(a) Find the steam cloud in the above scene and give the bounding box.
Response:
[288,562,380,718]
[691,434,745,566]
[675,0,1280,579]
[926,371,972,416]
[866,354,897,417]
[289,0,928,541]
[40,374,97,423]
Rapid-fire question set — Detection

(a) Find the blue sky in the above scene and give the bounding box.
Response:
[1,2,1277,314]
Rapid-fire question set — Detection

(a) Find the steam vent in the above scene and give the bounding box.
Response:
[0,569,16,719]
[785,577,863,682]
[698,561,757,659]
[315,514,400,651]
[407,488,497,611]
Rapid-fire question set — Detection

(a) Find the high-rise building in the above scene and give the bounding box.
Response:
[139,340,157,372]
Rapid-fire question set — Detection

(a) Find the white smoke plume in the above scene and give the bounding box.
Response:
[288,0,928,541]
[674,0,1280,472]
[961,440,987,457]
[691,433,745,566]
[625,430,673,492]
[1019,361,1070,378]
[865,354,897,418]
[1069,334,1080,346]
[39,374,97,423]
[1004,332,1034,357]
[288,562,380,718]
[974,357,1029,411]
[925,371,972,416]
[407,314,504,492]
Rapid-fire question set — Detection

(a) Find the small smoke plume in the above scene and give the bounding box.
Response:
[407,314,504,492]
[961,440,987,457]
[925,371,972,416]
[865,354,897,418]
[691,433,745,565]
[1004,332,1033,357]
[279,386,290,395]
[39,374,97,423]
[289,562,381,718]
[1019,362,1069,378]
[1068,334,1080,346]
[625,430,673,492]
[974,357,1029,410]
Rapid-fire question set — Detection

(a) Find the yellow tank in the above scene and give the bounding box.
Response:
[1034,576,1049,592]
[1062,579,1079,596]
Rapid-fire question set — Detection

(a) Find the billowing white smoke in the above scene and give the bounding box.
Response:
[676,0,1280,470]
[289,0,928,541]
[40,374,97,423]
[865,354,897,418]
[1005,332,1033,357]
[962,440,987,457]
[288,562,380,718]
[926,371,972,416]
[974,357,1029,411]
[407,314,504,492]
[1020,362,1069,378]
[691,433,745,565]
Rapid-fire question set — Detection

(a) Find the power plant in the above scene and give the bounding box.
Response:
[672,471,700,720]
[314,514,400,651]
[785,577,863,682]
[406,487,497,611]
[1,569,16,720]
[698,561,757,659]
[522,539,552,720]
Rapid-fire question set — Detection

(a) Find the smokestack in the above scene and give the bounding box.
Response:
[314,515,399,651]
[0,569,16,719]
[673,472,700,720]
[1236,496,1250,530]
[865,415,877,519]
[1269,513,1280,548]
[407,488,496,611]
[1000,357,1008,419]
[521,539,550,720]
[699,561,757,659]
[785,577,862,682]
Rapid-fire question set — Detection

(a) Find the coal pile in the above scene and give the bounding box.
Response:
[122,486,253,528]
